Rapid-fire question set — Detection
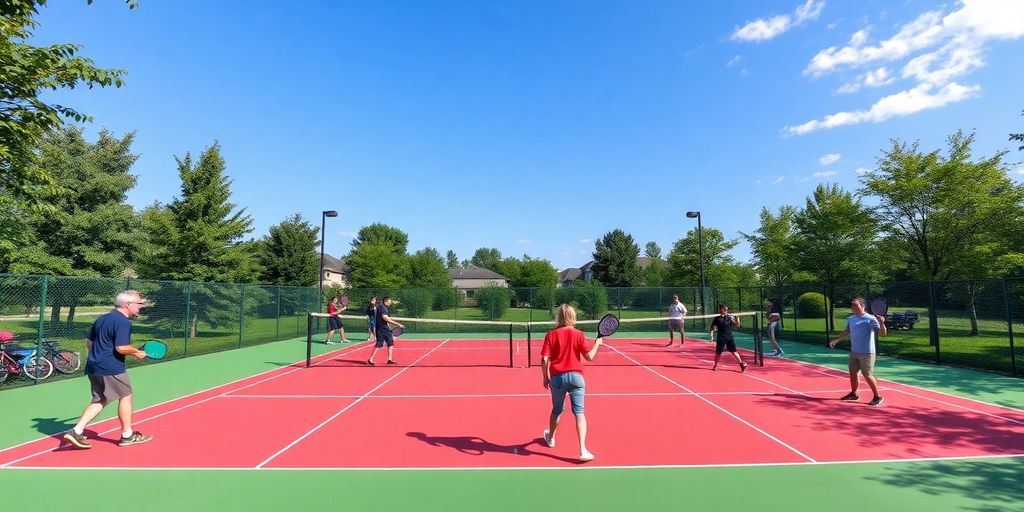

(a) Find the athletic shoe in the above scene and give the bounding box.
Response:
[387,360,397,365]
[367,360,375,366]
[324,340,335,345]
[118,431,153,447]
[711,366,717,371]
[341,339,350,343]
[542,429,555,448]
[63,430,91,449]
[868,396,885,407]
[775,348,784,357]
[579,450,595,462]
[740,362,747,373]
[839,392,859,401]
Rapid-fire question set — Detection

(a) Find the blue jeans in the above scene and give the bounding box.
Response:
[550,371,586,415]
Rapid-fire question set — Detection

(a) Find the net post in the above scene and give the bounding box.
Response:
[527,323,532,368]
[508,322,513,368]
[306,312,313,368]
[754,311,763,366]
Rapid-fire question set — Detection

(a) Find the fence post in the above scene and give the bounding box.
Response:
[792,289,799,343]
[928,280,941,365]
[35,275,48,385]
[238,284,245,349]
[276,286,281,340]
[183,282,192,357]
[1004,279,1017,377]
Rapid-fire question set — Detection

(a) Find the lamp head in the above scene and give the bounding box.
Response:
[323,210,338,217]
[685,211,700,218]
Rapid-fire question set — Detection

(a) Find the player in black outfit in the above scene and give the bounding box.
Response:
[710,304,747,372]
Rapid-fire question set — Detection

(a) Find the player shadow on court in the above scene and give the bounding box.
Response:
[406,432,586,464]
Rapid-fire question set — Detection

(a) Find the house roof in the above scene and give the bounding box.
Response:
[558,268,581,282]
[322,254,348,273]
[448,267,507,280]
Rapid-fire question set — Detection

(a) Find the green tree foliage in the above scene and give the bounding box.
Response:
[665,227,739,287]
[796,291,829,318]
[136,143,262,337]
[1011,110,1023,151]
[791,184,880,284]
[475,283,511,320]
[408,247,452,288]
[0,191,30,271]
[740,206,800,289]
[347,242,410,288]
[592,229,641,287]
[499,255,557,289]
[861,131,1024,281]
[432,287,460,311]
[257,213,319,286]
[642,241,666,286]
[398,288,433,318]
[574,281,608,320]
[467,247,502,271]
[352,223,408,255]
[644,241,661,260]
[445,249,458,268]
[0,1,136,210]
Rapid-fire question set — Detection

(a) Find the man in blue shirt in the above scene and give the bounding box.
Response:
[829,297,888,406]
[63,290,153,449]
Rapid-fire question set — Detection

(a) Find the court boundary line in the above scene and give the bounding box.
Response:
[0,341,367,468]
[4,452,1021,472]
[601,343,817,463]
[254,338,454,468]
[220,388,865,399]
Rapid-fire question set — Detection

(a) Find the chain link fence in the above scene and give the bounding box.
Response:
[3,274,1021,389]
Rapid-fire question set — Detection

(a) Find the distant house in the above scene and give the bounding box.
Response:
[448,267,508,289]
[558,257,663,287]
[321,254,350,288]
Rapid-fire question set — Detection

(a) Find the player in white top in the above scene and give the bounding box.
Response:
[666,294,688,348]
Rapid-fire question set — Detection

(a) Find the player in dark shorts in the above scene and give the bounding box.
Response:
[367,296,404,366]
[710,303,747,372]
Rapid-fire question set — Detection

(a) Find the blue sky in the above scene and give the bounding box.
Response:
[33,1,1024,271]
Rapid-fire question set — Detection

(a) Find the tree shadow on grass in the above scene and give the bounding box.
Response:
[868,458,1024,512]
[406,431,583,464]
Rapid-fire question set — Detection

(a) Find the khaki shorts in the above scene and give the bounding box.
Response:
[668,319,684,332]
[89,373,133,404]
[848,352,876,377]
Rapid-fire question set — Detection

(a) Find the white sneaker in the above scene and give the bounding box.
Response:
[324,340,335,345]
[776,349,784,356]
[542,429,555,448]
[579,450,595,462]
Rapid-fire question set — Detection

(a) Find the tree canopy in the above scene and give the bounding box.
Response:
[591,229,641,287]
[258,213,320,286]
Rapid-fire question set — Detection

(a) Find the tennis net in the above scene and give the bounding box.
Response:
[306,311,763,368]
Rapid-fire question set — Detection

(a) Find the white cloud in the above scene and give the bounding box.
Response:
[788,81,981,135]
[813,170,838,177]
[338,231,357,238]
[837,67,895,93]
[819,153,842,165]
[771,176,785,184]
[740,69,749,76]
[727,55,742,67]
[854,167,871,175]
[732,0,826,42]
[579,239,592,244]
[790,0,1024,134]
[517,239,531,245]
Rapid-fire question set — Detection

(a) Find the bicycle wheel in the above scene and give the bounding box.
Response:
[52,350,81,374]
[22,354,54,380]
[0,362,8,383]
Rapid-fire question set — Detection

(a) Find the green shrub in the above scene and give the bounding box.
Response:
[575,282,608,320]
[432,287,459,311]
[555,287,577,306]
[533,286,557,310]
[796,292,829,318]
[399,289,433,318]
[475,284,512,320]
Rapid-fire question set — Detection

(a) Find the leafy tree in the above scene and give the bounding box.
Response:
[573,281,608,320]
[258,213,319,286]
[351,223,408,255]
[1011,110,1023,151]
[408,247,452,289]
[0,1,136,210]
[346,242,410,289]
[475,283,511,320]
[468,247,502,271]
[592,229,641,287]
[740,206,800,289]
[792,183,881,330]
[515,256,558,289]
[861,131,1024,281]
[136,143,262,337]
[644,241,661,260]
[665,227,738,287]
[445,250,458,268]
[0,190,33,272]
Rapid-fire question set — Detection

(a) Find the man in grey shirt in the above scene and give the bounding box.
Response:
[829,297,888,406]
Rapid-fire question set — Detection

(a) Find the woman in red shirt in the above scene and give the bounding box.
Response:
[540,304,603,461]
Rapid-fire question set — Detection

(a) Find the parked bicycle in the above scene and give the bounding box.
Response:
[0,334,54,383]
[41,339,82,374]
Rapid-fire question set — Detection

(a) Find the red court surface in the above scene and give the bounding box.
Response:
[2,339,1022,469]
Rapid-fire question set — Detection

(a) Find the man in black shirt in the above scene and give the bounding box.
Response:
[710,304,747,372]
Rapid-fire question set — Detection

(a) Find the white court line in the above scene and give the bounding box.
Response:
[601,344,816,463]
[0,341,367,468]
[221,389,860,400]
[767,353,1024,423]
[6,452,1021,472]
[255,338,453,468]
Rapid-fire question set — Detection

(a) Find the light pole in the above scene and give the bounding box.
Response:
[686,211,706,318]
[319,210,338,314]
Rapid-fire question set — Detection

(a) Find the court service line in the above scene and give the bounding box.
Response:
[220,389,860,400]
[773,354,1024,422]
[601,344,817,463]
[255,339,453,468]
[0,342,366,468]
